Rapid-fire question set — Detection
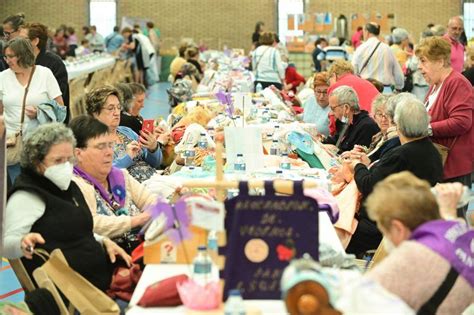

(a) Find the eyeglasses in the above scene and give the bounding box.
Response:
[89,141,115,151]
[3,54,17,60]
[314,89,328,95]
[375,112,389,119]
[45,156,76,165]
[3,30,17,38]
[330,104,343,111]
[102,105,122,113]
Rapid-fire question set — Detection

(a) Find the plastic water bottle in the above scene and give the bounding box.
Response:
[193,246,212,286]
[207,230,220,279]
[275,170,284,178]
[270,140,280,156]
[207,127,215,141]
[234,154,246,172]
[224,289,245,315]
[198,133,208,149]
[280,153,291,170]
[255,83,263,93]
[183,146,196,166]
[261,110,271,123]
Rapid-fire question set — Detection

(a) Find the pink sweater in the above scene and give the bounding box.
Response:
[367,241,473,314]
[427,70,473,179]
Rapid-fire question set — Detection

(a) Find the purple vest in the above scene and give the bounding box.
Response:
[410,220,474,287]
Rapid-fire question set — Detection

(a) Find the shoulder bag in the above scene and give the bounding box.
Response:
[357,41,381,76]
[6,65,36,165]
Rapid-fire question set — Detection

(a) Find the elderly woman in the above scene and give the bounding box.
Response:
[4,123,130,292]
[323,86,379,154]
[252,32,285,91]
[85,86,162,183]
[69,115,165,253]
[303,72,330,137]
[416,36,473,218]
[0,37,64,182]
[346,97,443,255]
[118,82,144,134]
[365,172,473,314]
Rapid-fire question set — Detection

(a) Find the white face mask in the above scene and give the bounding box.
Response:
[340,115,349,124]
[382,237,396,254]
[44,162,74,191]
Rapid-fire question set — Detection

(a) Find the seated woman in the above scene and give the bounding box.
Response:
[346,97,444,255]
[323,86,380,154]
[85,86,162,183]
[69,115,164,254]
[365,171,473,314]
[302,72,330,137]
[4,123,130,292]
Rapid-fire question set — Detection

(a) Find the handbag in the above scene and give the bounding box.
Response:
[433,137,457,166]
[33,249,120,315]
[137,274,188,307]
[106,263,143,302]
[6,65,36,166]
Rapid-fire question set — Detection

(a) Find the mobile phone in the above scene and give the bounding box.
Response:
[141,119,154,134]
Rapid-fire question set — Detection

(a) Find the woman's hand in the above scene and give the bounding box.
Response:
[21,233,45,259]
[434,183,464,220]
[103,238,132,267]
[131,211,151,228]
[25,105,38,119]
[126,141,141,159]
[323,144,339,154]
[139,130,158,152]
[349,151,370,166]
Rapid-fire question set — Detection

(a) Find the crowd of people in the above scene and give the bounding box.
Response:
[0,9,472,315]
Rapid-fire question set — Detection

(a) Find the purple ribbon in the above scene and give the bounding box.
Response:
[216,91,234,117]
[146,197,191,244]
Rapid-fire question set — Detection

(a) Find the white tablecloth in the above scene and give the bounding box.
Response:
[127,212,343,314]
[66,56,116,80]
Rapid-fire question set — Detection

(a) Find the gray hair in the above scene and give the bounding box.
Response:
[4,37,35,68]
[392,28,409,44]
[431,24,446,36]
[20,123,76,169]
[394,97,430,138]
[330,85,360,111]
[386,92,417,123]
[371,94,390,115]
[328,37,340,46]
[114,83,134,112]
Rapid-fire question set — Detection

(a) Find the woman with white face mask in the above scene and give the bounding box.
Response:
[4,123,131,292]
[364,171,473,314]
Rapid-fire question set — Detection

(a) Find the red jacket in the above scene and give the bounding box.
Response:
[328,73,380,112]
[285,66,306,94]
[428,70,474,179]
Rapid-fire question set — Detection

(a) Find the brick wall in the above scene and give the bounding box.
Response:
[306,0,461,43]
[1,0,461,50]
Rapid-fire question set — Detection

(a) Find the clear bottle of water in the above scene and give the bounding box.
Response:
[234,154,246,172]
[255,83,263,93]
[280,153,291,170]
[270,139,280,156]
[193,246,212,287]
[183,145,196,166]
[261,110,271,123]
[198,133,208,149]
[224,289,245,315]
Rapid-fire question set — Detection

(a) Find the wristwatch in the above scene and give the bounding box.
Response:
[428,125,433,136]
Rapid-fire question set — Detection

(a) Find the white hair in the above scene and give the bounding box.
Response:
[330,86,360,111]
[394,97,430,138]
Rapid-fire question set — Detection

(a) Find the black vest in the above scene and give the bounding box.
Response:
[9,168,112,291]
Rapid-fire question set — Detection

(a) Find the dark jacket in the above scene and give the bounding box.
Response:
[120,112,143,135]
[9,168,112,291]
[35,50,70,122]
[324,110,380,154]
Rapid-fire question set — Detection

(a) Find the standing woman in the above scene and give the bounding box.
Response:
[0,37,63,183]
[252,32,285,91]
[416,36,473,218]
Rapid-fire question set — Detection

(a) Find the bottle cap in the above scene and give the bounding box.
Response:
[228,289,241,296]
[273,139,278,142]
[276,170,283,174]
[197,246,207,251]
[200,133,206,136]
[237,153,243,157]
[282,153,288,156]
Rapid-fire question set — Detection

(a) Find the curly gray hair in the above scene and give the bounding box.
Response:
[20,123,76,169]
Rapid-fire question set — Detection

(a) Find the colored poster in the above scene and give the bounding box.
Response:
[287,14,295,31]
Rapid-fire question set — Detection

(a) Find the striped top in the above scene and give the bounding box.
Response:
[352,37,404,89]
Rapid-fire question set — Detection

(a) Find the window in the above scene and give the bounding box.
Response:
[278,0,304,44]
[464,2,474,39]
[89,0,117,36]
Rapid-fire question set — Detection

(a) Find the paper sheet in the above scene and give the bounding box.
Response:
[224,126,264,172]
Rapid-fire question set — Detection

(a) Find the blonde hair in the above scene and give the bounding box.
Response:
[328,59,354,78]
[313,72,329,88]
[415,36,451,66]
[366,171,441,231]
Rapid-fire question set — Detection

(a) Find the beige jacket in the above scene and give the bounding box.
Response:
[73,169,157,238]
[367,241,473,314]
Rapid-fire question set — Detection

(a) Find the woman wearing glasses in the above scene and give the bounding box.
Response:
[0,37,64,182]
[4,123,131,292]
[302,72,331,137]
[85,86,162,183]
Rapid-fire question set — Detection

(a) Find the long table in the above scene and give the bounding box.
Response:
[127,212,342,314]
[66,55,116,80]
